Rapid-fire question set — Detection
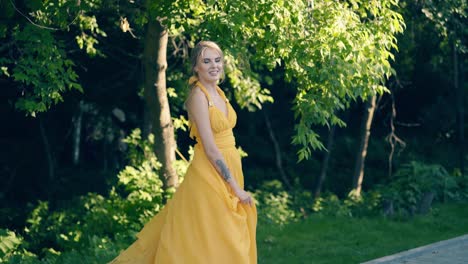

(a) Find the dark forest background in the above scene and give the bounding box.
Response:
[0,0,466,263]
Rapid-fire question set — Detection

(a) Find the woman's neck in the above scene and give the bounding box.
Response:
[198,80,217,93]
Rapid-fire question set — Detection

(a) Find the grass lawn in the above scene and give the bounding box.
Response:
[257,202,468,264]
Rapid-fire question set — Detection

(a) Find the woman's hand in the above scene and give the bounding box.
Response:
[235,189,253,206]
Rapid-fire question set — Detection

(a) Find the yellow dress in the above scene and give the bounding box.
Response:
[109,82,257,264]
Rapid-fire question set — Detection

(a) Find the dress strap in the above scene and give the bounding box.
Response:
[195,81,214,107]
[195,81,229,106]
[216,86,229,103]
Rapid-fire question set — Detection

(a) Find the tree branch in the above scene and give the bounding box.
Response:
[263,108,292,189]
[9,0,82,31]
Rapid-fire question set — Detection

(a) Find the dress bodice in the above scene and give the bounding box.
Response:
[189,82,237,145]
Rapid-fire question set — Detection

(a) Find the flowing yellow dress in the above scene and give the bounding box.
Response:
[109,82,257,264]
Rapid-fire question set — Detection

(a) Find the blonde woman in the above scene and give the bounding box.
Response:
[109,41,257,264]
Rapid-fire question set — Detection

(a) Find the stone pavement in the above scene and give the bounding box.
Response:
[361,234,468,264]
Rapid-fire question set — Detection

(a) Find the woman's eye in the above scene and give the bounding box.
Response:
[203,59,210,63]
[215,58,221,63]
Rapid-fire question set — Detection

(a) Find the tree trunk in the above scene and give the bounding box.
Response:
[143,19,178,187]
[386,90,406,178]
[352,95,377,196]
[39,116,55,181]
[314,125,336,198]
[72,100,84,165]
[263,109,291,189]
[453,42,464,175]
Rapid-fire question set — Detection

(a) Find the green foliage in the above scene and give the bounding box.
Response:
[75,14,107,57]
[223,52,274,111]
[288,186,315,218]
[0,128,171,261]
[121,128,158,167]
[199,0,405,158]
[4,25,82,116]
[254,180,383,227]
[2,234,126,264]
[1,0,465,262]
[421,0,467,53]
[0,0,109,115]
[253,180,296,227]
[312,190,382,217]
[2,0,407,162]
[382,161,462,215]
[313,193,351,216]
[0,229,22,261]
[289,0,405,159]
[21,194,136,255]
[344,189,383,217]
[119,129,165,203]
[118,126,192,201]
[28,0,102,30]
[181,0,405,158]
[106,128,175,224]
[453,170,468,199]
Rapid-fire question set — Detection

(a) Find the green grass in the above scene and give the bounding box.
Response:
[257,202,468,264]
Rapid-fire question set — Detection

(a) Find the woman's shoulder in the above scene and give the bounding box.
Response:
[185,86,208,109]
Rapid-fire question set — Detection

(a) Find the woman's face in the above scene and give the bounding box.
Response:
[195,47,223,84]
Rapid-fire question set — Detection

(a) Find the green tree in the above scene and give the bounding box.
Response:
[0,0,105,115]
[421,0,467,175]
[196,0,405,162]
[1,0,405,190]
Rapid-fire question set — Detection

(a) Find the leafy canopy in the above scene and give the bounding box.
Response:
[1,0,405,159]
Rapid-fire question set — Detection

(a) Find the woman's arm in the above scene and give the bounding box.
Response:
[186,88,252,205]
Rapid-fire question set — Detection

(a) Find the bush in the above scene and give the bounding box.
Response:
[312,192,351,217]
[343,189,382,217]
[254,180,382,225]
[381,161,461,216]
[2,235,127,264]
[1,129,176,263]
[312,190,381,217]
[0,229,23,261]
[253,180,296,227]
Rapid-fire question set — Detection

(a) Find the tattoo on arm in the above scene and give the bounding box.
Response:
[215,159,232,181]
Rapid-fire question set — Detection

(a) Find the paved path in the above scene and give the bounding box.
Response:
[362,234,468,264]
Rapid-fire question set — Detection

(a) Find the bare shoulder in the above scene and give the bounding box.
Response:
[186,86,208,110]
[186,86,211,127]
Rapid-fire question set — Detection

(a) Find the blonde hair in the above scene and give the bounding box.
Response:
[188,41,225,87]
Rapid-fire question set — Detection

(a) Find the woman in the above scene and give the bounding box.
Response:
[109,41,257,264]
